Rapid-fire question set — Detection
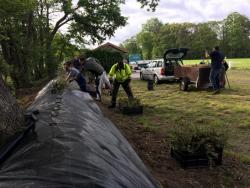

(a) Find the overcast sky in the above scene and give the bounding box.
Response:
[105,0,250,46]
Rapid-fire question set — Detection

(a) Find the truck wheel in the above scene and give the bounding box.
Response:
[180,78,189,91]
[154,75,159,84]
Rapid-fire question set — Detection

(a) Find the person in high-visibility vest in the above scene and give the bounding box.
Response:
[108,59,134,108]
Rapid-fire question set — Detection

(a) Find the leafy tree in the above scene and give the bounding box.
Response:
[223,12,250,57]
[137,0,160,11]
[0,0,128,88]
[137,32,153,59]
[52,33,81,63]
[134,13,250,60]
[0,0,36,88]
[137,18,162,59]
[142,18,163,33]
[190,23,219,59]
[122,37,141,54]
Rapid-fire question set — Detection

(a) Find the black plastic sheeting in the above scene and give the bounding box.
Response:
[0,81,160,188]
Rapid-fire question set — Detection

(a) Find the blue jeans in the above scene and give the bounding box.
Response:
[75,74,86,92]
[210,69,221,90]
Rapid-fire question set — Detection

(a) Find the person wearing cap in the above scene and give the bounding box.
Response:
[108,59,134,108]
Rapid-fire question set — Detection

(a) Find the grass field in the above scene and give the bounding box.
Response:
[99,68,250,187]
[184,58,250,70]
[133,69,250,162]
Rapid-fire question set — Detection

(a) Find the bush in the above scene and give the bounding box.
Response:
[170,125,228,157]
[53,64,67,90]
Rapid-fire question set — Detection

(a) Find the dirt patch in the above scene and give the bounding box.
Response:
[16,84,46,109]
[98,94,250,188]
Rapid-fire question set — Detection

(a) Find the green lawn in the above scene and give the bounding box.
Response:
[129,69,250,164]
[184,58,250,69]
[100,68,250,187]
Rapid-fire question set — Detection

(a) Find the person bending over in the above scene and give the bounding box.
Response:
[82,57,112,101]
[64,61,86,92]
[108,60,134,108]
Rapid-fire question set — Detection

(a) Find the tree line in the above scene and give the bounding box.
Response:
[121,12,250,60]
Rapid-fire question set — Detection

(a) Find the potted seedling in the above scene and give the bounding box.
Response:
[51,66,67,94]
[118,97,143,115]
[170,125,227,168]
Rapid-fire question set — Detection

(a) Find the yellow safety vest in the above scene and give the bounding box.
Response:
[109,63,132,82]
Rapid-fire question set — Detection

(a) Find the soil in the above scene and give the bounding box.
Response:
[16,85,45,109]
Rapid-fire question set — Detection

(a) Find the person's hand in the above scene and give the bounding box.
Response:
[109,77,113,85]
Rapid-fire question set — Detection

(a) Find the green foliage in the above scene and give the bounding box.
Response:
[52,33,81,63]
[0,0,132,89]
[0,58,10,78]
[142,18,163,33]
[122,37,142,55]
[125,12,250,60]
[83,49,123,72]
[69,0,127,44]
[189,23,219,58]
[170,125,228,154]
[136,0,160,11]
[137,32,153,59]
[53,64,67,91]
[223,12,250,58]
[136,18,163,59]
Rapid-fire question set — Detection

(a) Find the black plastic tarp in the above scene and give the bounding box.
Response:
[0,81,159,188]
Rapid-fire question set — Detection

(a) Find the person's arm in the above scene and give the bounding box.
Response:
[66,73,74,82]
[66,69,75,82]
[125,64,132,78]
[109,64,116,78]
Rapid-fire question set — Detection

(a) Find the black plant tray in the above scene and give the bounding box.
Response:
[170,148,223,168]
[119,105,143,115]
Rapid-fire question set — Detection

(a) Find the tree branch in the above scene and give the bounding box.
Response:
[49,13,69,41]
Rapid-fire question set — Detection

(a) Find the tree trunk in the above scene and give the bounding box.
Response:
[0,73,24,145]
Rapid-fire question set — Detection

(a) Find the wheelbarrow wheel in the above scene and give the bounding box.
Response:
[180,78,189,91]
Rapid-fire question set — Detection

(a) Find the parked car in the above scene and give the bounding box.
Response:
[140,48,188,84]
[137,62,148,69]
[129,61,138,72]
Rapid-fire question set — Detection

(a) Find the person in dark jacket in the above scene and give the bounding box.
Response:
[108,60,133,108]
[82,57,112,101]
[64,61,86,92]
[209,46,225,94]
